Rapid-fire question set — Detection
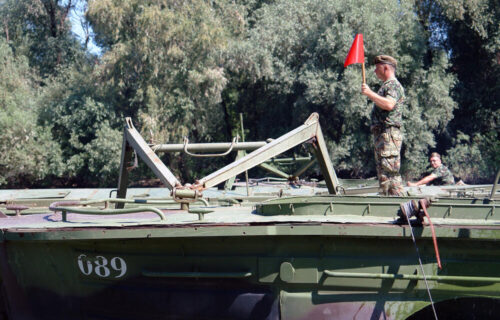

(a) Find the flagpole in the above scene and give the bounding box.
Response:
[362,62,366,84]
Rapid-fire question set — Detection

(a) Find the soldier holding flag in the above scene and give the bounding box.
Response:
[344,35,405,196]
[361,55,405,196]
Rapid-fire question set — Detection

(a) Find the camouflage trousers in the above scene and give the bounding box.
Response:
[372,126,404,196]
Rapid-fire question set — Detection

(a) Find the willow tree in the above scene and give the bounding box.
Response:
[36,64,123,186]
[0,38,63,186]
[86,0,234,140]
[1,0,87,78]
[86,0,245,180]
[85,0,460,183]
[427,0,499,182]
[223,0,457,179]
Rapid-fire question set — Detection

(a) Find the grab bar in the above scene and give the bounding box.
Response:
[142,270,252,279]
[324,270,500,283]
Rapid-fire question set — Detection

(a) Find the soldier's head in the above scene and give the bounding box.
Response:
[374,55,397,81]
[429,152,442,169]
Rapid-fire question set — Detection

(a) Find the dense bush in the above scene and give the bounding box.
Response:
[0,0,498,187]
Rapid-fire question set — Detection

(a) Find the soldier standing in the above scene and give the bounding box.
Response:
[361,55,405,196]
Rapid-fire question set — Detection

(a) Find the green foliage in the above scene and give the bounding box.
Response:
[402,51,457,178]
[87,0,229,138]
[413,0,500,182]
[440,0,499,134]
[38,67,122,186]
[445,130,500,183]
[86,0,239,181]
[224,0,456,179]
[1,0,88,78]
[0,0,497,187]
[83,125,122,185]
[444,133,484,182]
[0,38,63,186]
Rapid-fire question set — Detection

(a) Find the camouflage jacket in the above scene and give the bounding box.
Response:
[431,164,455,185]
[370,78,405,129]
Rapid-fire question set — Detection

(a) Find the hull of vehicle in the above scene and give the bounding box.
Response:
[1,218,499,320]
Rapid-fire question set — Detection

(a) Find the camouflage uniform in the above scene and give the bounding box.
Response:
[430,164,455,185]
[371,78,405,196]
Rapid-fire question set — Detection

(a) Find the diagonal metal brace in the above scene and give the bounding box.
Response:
[194,113,339,194]
[116,118,181,208]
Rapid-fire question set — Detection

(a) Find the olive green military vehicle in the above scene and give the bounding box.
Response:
[1,114,499,319]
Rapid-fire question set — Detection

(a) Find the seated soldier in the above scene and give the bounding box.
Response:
[407,152,455,186]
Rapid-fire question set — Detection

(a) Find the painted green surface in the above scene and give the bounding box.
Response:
[3,232,499,319]
[257,195,498,221]
[1,191,499,319]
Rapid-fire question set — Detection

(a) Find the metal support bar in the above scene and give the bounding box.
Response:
[224,150,246,190]
[116,130,134,208]
[121,118,181,191]
[324,270,500,283]
[116,113,339,199]
[490,169,500,200]
[293,159,317,178]
[195,113,339,194]
[142,270,252,278]
[310,126,339,194]
[266,156,313,164]
[258,162,291,179]
[153,141,267,153]
[51,204,167,221]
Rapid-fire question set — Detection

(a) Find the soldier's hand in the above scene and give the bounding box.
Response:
[361,84,371,96]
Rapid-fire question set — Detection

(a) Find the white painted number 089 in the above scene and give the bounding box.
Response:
[77,254,127,278]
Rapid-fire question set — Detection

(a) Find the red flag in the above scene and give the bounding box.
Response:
[344,34,364,67]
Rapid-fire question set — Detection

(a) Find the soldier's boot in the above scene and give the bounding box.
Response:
[378,176,390,196]
[388,175,405,196]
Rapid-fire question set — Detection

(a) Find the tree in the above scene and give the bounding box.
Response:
[1,0,494,188]
[1,0,87,78]
[414,0,500,181]
[37,65,122,186]
[0,38,63,186]
[86,0,240,181]
[224,0,457,179]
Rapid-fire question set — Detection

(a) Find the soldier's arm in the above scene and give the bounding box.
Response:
[407,174,437,187]
[361,84,396,111]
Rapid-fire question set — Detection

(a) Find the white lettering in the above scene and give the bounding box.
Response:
[94,256,111,277]
[77,254,93,275]
[110,257,127,278]
[77,255,127,278]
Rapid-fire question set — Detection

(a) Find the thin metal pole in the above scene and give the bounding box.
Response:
[153,141,267,153]
[324,271,500,283]
[241,113,250,197]
[490,169,500,200]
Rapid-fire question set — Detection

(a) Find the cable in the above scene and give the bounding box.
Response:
[404,208,439,320]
